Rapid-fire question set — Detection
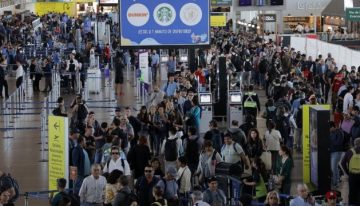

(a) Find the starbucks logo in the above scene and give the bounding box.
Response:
[153,3,176,26]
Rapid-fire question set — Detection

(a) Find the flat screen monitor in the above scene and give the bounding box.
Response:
[270,0,283,5]
[230,93,241,104]
[180,56,188,62]
[199,93,212,104]
[239,0,252,6]
[161,56,169,62]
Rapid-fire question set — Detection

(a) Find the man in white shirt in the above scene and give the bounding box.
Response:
[221,133,250,169]
[79,164,107,206]
[343,86,354,114]
[192,190,210,206]
[177,156,191,206]
[290,184,320,206]
[103,146,131,176]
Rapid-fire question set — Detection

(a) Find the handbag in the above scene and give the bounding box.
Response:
[260,150,272,171]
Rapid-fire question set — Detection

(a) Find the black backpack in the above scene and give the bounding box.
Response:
[244,61,252,72]
[164,138,178,161]
[77,104,88,121]
[117,190,138,206]
[59,192,80,206]
[185,137,200,164]
[0,173,19,203]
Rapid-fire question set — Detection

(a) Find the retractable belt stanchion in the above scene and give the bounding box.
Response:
[126,63,130,82]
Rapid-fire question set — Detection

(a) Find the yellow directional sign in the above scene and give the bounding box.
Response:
[35,2,76,17]
[48,116,69,191]
[211,15,227,27]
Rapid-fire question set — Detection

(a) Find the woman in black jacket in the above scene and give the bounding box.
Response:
[246,128,264,161]
[127,135,151,179]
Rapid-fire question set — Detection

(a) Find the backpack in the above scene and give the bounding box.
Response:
[164,138,178,161]
[119,190,138,206]
[77,104,88,121]
[244,61,252,72]
[0,173,19,202]
[185,137,200,164]
[349,149,360,174]
[221,142,240,155]
[211,130,222,153]
[228,129,246,149]
[106,158,126,172]
[59,192,80,206]
[52,107,62,116]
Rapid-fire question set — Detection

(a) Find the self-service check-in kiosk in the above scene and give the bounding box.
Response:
[199,92,213,134]
[160,49,169,81]
[178,49,188,71]
[228,92,243,127]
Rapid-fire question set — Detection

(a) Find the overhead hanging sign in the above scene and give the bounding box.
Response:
[211,15,226,27]
[211,0,232,6]
[120,0,211,47]
[346,8,360,21]
[261,14,277,22]
[48,116,69,191]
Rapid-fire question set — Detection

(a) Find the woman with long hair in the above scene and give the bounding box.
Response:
[246,128,264,160]
[274,145,294,195]
[264,120,282,173]
[104,169,123,206]
[127,135,151,179]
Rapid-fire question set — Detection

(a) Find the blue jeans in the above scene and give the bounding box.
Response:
[331,152,343,186]
[179,192,190,206]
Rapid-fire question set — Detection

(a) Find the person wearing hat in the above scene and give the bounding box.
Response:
[202,177,226,206]
[324,191,337,206]
[156,166,179,205]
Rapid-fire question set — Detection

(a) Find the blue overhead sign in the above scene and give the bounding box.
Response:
[120,0,210,47]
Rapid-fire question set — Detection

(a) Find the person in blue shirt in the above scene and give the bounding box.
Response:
[186,96,201,134]
[151,50,160,82]
[162,75,178,97]
[166,56,176,77]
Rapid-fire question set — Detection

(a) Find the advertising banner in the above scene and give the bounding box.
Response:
[35,2,76,17]
[302,105,330,189]
[120,0,210,47]
[211,15,227,27]
[211,0,232,6]
[48,116,69,191]
[139,52,150,84]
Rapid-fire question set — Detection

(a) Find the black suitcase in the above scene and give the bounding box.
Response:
[215,162,243,178]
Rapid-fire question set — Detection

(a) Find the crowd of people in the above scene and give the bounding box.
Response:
[0,10,360,206]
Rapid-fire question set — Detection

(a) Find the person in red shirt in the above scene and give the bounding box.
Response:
[103,44,111,65]
[194,66,206,90]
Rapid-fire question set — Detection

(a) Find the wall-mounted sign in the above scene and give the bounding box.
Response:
[261,14,276,22]
[346,8,360,21]
[120,0,210,47]
[211,15,227,27]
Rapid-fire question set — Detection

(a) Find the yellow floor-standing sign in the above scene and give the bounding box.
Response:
[302,104,330,190]
[48,116,69,192]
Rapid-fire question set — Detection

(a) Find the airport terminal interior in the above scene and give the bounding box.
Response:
[1,0,360,206]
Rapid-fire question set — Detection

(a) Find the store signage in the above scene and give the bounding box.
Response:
[211,15,226,27]
[120,0,210,47]
[346,8,360,21]
[211,0,232,6]
[48,116,69,191]
[99,0,117,4]
[297,0,327,10]
[262,14,276,22]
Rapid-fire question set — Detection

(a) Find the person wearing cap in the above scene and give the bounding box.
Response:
[156,166,179,204]
[202,177,226,206]
[341,137,360,205]
[49,178,67,206]
[324,191,337,206]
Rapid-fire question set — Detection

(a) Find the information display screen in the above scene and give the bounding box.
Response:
[239,0,252,6]
[230,94,242,103]
[120,0,210,47]
[199,93,212,104]
[270,0,283,5]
